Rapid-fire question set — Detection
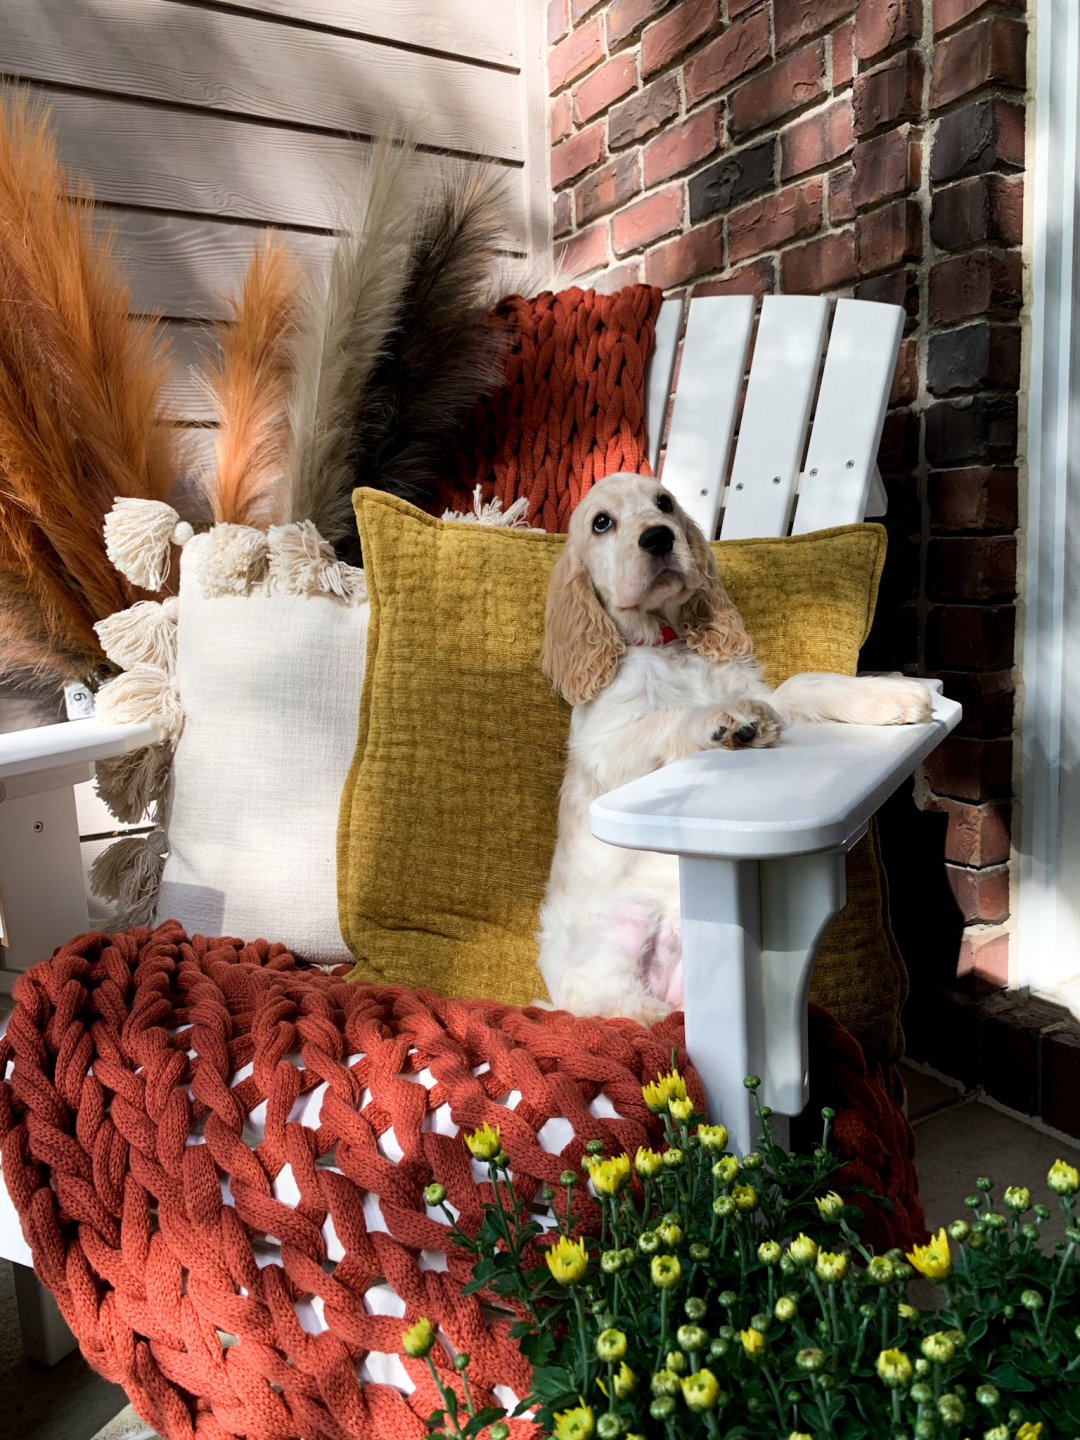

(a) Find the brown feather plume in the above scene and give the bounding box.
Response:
[0,90,184,685]
[201,234,301,526]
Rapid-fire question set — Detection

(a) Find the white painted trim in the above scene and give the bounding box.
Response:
[1017,0,1080,997]
[517,0,552,267]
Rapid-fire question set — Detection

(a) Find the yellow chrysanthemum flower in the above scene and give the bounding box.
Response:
[642,1067,687,1112]
[732,1183,758,1211]
[906,1227,952,1282]
[697,1123,728,1151]
[815,1250,848,1284]
[651,1253,681,1289]
[713,1155,740,1184]
[552,1402,595,1440]
[758,1239,782,1265]
[897,1302,918,1320]
[464,1122,501,1161]
[612,1361,636,1398]
[1017,1423,1044,1440]
[815,1190,844,1220]
[669,1095,694,1124]
[634,1146,663,1178]
[739,1327,766,1359]
[545,1235,588,1286]
[401,1316,436,1358]
[1049,1158,1080,1195]
[680,1367,721,1411]
[595,1328,627,1362]
[591,1154,631,1197]
[788,1233,818,1267]
[875,1348,913,1388]
[1004,1185,1031,1212]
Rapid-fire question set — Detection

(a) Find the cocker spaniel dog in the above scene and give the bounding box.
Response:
[537,471,931,1025]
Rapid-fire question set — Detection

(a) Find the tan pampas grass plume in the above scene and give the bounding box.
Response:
[0,90,184,684]
[200,234,301,527]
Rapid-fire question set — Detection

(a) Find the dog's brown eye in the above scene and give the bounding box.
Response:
[592,512,613,533]
[656,493,673,513]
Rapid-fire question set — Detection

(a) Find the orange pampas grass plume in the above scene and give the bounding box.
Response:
[0,90,184,685]
[200,234,301,527]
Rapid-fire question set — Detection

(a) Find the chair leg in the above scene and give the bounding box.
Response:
[679,849,846,1155]
[13,1262,78,1364]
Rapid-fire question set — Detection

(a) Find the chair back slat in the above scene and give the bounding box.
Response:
[647,297,683,475]
[791,298,904,535]
[720,295,829,540]
[657,294,755,537]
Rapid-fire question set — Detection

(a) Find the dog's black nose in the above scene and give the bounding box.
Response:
[639,525,674,556]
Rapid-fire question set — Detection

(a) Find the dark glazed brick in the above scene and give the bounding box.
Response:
[853,51,923,136]
[931,98,1026,182]
[927,323,1021,396]
[609,75,681,149]
[924,394,1018,467]
[930,174,1024,250]
[688,138,775,223]
[930,16,1026,111]
[855,268,921,325]
[928,251,1022,325]
[922,735,1013,802]
[926,606,1015,671]
[933,670,1015,739]
[928,466,1018,532]
[1042,1026,1080,1140]
[926,536,1016,601]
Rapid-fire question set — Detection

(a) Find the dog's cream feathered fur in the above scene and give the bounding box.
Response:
[537,472,930,1025]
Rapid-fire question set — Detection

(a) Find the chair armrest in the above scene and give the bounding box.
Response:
[0,718,166,795]
[589,681,961,859]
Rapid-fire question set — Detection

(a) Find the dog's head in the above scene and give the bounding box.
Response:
[539,472,753,705]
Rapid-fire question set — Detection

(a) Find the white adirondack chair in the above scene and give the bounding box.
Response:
[0,292,961,1365]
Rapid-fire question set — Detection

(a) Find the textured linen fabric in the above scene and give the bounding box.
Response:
[339,490,907,1059]
[156,531,368,960]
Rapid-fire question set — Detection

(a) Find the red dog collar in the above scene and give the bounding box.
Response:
[632,625,680,647]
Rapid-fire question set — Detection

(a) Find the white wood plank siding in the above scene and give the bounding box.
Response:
[0,0,523,160]
[206,0,520,66]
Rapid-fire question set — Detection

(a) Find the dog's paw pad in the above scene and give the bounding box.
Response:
[735,721,758,744]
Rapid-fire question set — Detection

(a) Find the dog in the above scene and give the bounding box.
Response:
[536,471,932,1025]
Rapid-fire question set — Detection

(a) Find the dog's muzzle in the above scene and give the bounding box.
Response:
[639,524,674,557]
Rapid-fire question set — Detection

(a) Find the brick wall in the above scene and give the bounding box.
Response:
[546,0,1027,1009]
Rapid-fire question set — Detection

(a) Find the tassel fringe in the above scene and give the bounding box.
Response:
[94,597,179,671]
[267,521,367,602]
[95,664,183,742]
[441,484,534,529]
[89,830,167,926]
[94,744,172,824]
[198,524,270,598]
[104,499,194,591]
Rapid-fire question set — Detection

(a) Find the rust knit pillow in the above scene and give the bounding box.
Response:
[443,284,663,531]
[338,490,909,1062]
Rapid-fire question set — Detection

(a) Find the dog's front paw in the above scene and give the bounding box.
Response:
[708,700,782,750]
[856,676,933,726]
[625,996,673,1027]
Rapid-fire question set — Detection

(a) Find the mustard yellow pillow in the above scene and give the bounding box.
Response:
[338,490,905,1059]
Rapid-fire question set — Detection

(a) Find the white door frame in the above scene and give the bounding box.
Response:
[1017,0,1080,1000]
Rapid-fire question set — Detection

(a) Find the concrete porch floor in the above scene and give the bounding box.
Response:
[2,1065,1079,1440]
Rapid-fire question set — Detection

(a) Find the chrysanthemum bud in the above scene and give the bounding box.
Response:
[662,1147,685,1168]
[649,1396,675,1421]
[651,1369,680,1396]
[866,1256,894,1285]
[758,1240,782,1265]
[651,1254,681,1289]
[402,1317,436,1358]
[684,1296,707,1321]
[638,1231,660,1254]
[676,1324,707,1352]
[876,1349,913,1388]
[680,1367,722,1412]
[596,1329,627,1362]
[948,1220,969,1242]
[423,1182,446,1206]
[732,1184,758,1211]
[921,1332,956,1364]
[741,1151,763,1171]
[788,1233,818,1267]
[1020,1288,1044,1311]
[815,1251,848,1284]
[796,1347,826,1372]
[975,1384,1000,1407]
[713,1156,740,1184]
[712,1195,735,1218]
[1004,1185,1031,1212]
[815,1191,844,1220]
[774,1296,797,1322]
[689,1242,710,1261]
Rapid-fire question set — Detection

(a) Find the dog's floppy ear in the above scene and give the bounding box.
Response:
[679,516,754,663]
[540,545,624,705]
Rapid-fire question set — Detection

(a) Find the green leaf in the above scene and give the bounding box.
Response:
[988,1362,1037,1393]
[462,1407,506,1437]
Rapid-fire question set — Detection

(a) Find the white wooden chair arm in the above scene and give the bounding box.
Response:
[588,680,962,1152]
[0,718,165,797]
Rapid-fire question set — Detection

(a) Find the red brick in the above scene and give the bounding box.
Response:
[852,124,921,208]
[571,0,604,20]
[608,75,680,149]
[927,535,1016,602]
[923,796,1012,866]
[855,266,921,324]
[928,466,1018,533]
[928,250,1022,325]
[684,10,771,104]
[691,257,776,297]
[641,0,717,78]
[934,669,1014,738]
[554,221,610,278]
[853,51,923,137]
[831,19,855,88]
[549,15,604,93]
[612,184,684,254]
[728,177,823,263]
[645,217,724,289]
[607,0,670,50]
[890,336,918,404]
[855,197,922,275]
[729,0,762,13]
[572,52,638,124]
[550,91,573,145]
[730,40,826,138]
[779,98,854,180]
[934,0,1025,36]
[553,190,573,238]
[930,173,1024,250]
[855,0,922,62]
[548,0,569,47]
[779,227,857,292]
[827,164,855,223]
[551,121,605,188]
[598,257,646,289]
[774,0,855,50]
[575,151,642,224]
[923,735,1012,802]
[926,605,1015,670]
[931,17,1026,111]
[643,105,723,185]
[946,863,1010,923]
[956,931,1009,987]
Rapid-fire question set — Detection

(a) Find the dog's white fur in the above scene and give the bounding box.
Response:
[537,472,931,1025]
